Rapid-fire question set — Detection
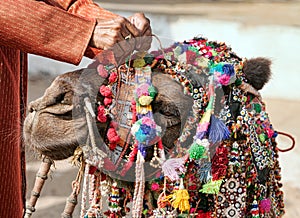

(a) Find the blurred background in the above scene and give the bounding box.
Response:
[26,0,300,217]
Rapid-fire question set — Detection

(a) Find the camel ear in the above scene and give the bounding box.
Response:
[243,57,272,90]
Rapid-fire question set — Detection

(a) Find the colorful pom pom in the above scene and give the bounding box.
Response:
[131,117,161,143]
[108,71,118,83]
[133,58,146,68]
[104,97,112,106]
[138,96,153,106]
[100,85,112,97]
[259,198,271,213]
[188,142,207,160]
[97,105,107,123]
[148,85,157,98]
[97,64,108,78]
[107,128,120,143]
[151,183,160,191]
[136,83,150,97]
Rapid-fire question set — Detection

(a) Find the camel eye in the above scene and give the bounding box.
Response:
[153,101,178,117]
[159,110,174,117]
[55,93,65,103]
[56,92,73,105]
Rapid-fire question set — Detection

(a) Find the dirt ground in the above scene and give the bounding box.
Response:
[25,1,300,217]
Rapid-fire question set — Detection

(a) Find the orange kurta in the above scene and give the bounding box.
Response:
[0,0,117,217]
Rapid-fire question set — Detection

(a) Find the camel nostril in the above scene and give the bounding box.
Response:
[28,102,37,113]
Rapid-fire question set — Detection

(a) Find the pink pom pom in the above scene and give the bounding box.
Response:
[100,85,112,97]
[136,83,149,97]
[151,183,160,191]
[190,208,196,213]
[107,128,120,143]
[259,198,271,213]
[108,71,118,83]
[104,97,112,106]
[97,105,107,123]
[218,74,231,85]
[97,64,108,78]
[266,128,274,138]
[141,116,155,127]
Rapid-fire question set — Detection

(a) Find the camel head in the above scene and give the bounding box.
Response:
[23,67,194,161]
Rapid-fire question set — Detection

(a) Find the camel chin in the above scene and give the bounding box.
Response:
[23,69,193,160]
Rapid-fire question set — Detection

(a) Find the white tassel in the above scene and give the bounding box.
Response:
[132,151,145,218]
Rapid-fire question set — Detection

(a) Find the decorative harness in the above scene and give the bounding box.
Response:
[25,36,294,218]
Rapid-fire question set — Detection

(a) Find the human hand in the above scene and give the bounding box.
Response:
[128,13,152,51]
[89,16,140,62]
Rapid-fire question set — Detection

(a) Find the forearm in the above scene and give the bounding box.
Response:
[0,0,96,65]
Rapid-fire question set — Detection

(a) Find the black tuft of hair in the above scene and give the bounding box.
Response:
[243,57,272,90]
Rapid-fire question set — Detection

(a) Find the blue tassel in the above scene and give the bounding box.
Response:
[208,115,230,144]
[197,161,212,183]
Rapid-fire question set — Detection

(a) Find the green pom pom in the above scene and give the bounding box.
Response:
[148,85,157,98]
[188,46,199,54]
[254,103,262,113]
[144,54,154,65]
[235,78,243,86]
[188,143,207,160]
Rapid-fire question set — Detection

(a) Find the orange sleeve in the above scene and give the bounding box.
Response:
[66,0,119,58]
[0,0,116,65]
[41,0,120,59]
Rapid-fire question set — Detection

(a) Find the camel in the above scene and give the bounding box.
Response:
[23,37,286,218]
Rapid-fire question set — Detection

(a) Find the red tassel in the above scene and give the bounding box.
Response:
[107,128,120,143]
[108,71,118,83]
[104,97,112,106]
[97,105,107,123]
[109,142,117,151]
[100,85,112,97]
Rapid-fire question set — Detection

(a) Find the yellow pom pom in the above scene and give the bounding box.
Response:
[138,96,153,106]
[133,58,146,68]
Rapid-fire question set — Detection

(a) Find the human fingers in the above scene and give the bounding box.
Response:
[128,13,151,36]
[128,13,152,51]
[89,17,137,50]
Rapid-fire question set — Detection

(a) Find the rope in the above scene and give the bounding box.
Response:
[80,163,90,218]
[84,104,107,160]
[277,131,296,152]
